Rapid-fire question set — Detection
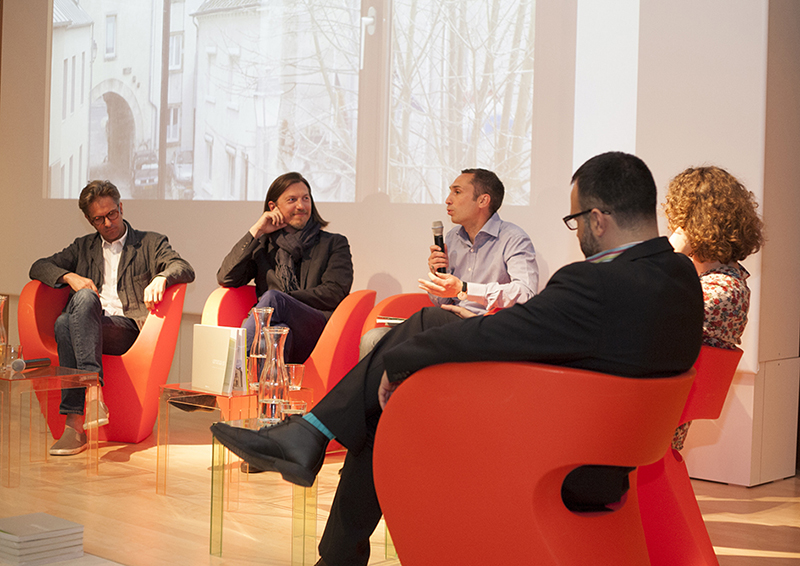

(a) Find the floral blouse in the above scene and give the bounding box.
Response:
[700,263,750,349]
[672,263,750,450]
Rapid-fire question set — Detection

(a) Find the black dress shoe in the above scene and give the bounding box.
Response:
[210,416,328,487]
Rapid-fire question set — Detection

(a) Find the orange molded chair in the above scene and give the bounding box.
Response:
[373,361,694,566]
[17,280,188,443]
[200,286,376,402]
[638,345,743,566]
[360,293,432,336]
[199,285,257,327]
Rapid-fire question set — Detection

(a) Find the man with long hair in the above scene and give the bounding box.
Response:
[217,172,353,363]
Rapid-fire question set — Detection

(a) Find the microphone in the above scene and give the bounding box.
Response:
[11,358,51,372]
[431,221,447,274]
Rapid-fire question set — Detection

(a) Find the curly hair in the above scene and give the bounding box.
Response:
[664,166,764,263]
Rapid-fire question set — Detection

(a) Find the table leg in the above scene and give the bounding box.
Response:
[28,389,47,463]
[156,387,173,495]
[0,380,11,487]
[292,481,318,565]
[0,380,23,488]
[210,435,226,556]
[85,384,99,477]
[385,524,397,559]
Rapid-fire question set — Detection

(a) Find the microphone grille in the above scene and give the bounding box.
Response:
[432,220,444,235]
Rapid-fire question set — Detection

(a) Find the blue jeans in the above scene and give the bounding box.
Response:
[54,289,139,415]
[242,290,327,364]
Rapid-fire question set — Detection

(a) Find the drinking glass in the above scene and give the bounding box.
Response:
[286,364,305,391]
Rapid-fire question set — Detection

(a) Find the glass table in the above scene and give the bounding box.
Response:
[156,382,258,495]
[0,366,100,488]
[210,418,318,565]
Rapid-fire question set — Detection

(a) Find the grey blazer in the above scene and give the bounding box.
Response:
[30,220,195,323]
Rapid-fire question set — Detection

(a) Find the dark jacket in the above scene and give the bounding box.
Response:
[29,220,195,323]
[383,237,703,381]
[216,230,353,319]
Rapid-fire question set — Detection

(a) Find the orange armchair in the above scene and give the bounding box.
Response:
[373,361,694,566]
[638,345,743,566]
[17,280,187,443]
[200,286,376,402]
[360,293,432,336]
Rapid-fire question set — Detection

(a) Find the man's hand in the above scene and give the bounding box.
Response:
[378,371,401,410]
[440,304,477,319]
[249,209,287,238]
[418,271,462,298]
[427,244,448,274]
[143,276,167,311]
[60,273,98,294]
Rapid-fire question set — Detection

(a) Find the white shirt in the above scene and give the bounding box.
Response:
[99,227,128,317]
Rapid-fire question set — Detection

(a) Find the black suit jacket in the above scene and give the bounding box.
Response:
[217,230,353,319]
[384,237,703,381]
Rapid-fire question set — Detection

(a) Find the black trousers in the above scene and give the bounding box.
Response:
[313,307,461,566]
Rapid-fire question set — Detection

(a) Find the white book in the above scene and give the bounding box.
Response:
[0,513,83,544]
[0,542,82,562]
[0,533,82,553]
[0,547,83,566]
[192,324,245,395]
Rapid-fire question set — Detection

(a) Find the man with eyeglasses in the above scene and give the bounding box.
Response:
[29,180,195,456]
[210,152,704,566]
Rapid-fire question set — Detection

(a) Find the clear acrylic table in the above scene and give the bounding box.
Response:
[0,366,99,487]
[210,417,318,565]
[156,382,258,495]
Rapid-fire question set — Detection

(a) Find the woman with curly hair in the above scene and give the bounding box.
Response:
[664,165,765,449]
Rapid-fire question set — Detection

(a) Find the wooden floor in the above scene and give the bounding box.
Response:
[1,404,798,565]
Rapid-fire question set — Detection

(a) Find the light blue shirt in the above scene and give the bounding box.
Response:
[430,212,539,314]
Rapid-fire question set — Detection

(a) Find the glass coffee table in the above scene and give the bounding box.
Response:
[0,366,100,487]
[210,418,318,565]
[156,382,259,495]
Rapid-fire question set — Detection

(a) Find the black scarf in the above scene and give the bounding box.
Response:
[272,219,321,293]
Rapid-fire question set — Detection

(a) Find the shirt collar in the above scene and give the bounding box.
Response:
[586,241,641,264]
[456,212,502,244]
[102,225,128,250]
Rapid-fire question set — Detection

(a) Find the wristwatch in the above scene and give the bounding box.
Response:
[457,281,468,301]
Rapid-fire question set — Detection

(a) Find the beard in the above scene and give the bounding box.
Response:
[579,228,601,258]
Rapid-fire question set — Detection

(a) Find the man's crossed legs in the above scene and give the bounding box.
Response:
[51,288,138,455]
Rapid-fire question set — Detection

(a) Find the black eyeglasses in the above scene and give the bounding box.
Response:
[89,206,120,227]
[562,208,611,230]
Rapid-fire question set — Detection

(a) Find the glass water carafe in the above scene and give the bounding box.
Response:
[247,306,274,393]
[258,326,289,425]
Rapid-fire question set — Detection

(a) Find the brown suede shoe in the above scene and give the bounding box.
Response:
[49,426,87,456]
[84,401,109,429]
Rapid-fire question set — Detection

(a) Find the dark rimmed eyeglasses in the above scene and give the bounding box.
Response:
[89,206,120,227]
[562,209,611,230]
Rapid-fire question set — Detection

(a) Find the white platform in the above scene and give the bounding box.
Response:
[683,357,800,486]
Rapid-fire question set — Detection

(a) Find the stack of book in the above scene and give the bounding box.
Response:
[0,513,83,566]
